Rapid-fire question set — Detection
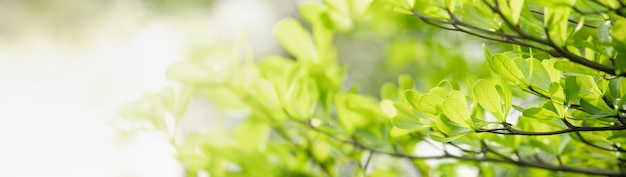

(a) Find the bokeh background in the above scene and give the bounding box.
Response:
[0,0,300,176]
[0,0,488,176]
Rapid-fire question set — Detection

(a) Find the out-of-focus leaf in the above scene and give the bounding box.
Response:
[274,18,318,63]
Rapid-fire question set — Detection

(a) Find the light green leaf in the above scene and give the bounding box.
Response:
[483,44,492,61]
[473,80,505,121]
[549,83,566,117]
[490,54,526,85]
[392,114,431,130]
[529,58,551,91]
[544,6,571,46]
[381,83,399,100]
[437,80,454,91]
[417,93,445,116]
[513,57,531,82]
[523,107,560,120]
[251,79,282,108]
[200,87,246,109]
[541,58,561,83]
[598,20,612,44]
[387,0,414,8]
[429,131,470,142]
[554,60,602,76]
[510,0,524,25]
[166,61,220,84]
[398,74,414,90]
[613,19,626,52]
[495,80,512,117]
[380,99,397,118]
[322,11,353,32]
[576,75,602,96]
[564,76,580,106]
[299,1,327,24]
[274,18,318,63]
[350,0,374,17]
[442,98,471,128]
[429,87,450,98]
[406,90,422,110]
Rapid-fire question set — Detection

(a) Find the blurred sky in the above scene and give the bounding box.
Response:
[0,0,299,176]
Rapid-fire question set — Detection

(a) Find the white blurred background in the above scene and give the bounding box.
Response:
[0,0,300,176]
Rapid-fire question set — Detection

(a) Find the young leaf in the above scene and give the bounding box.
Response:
[544,6,571,46]
[473,80,505,121]
[417,93,445,116]
[406,90,423,111]
[490,54,526,85]
[299,1,327,24]
[496,80,513,117]
[509,0,524,25]
[554,60,601,76]
[251,79,282,108]
[166,61,219,84]
[549,83,566,117]
[274,18,318,63]
[522,107,560,120]
[529,58,551,91]
[564,76,580,106]
[398,74,414,90]
[442,97,472,128]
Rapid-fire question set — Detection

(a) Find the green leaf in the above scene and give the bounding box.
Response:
[613,19,626,52]
[496,80,513,117]
[442,97,471,128]
[473,80,505,121]
[381,83,399,100]
[554,60,602,76]
[325,11,353,32]
[166,61,221,84]
[388,0,414,8]
[529,58,551,91]
[392,114,431,130]
[490,54,526,85]
[549,83,566,117]
[482,44,492,62]
[576,75,602,96]
[199,87,245,109]
[284,79,318,119]
[398,74,414,90]
[417,93,445,116]
[544,6,571,46]
[251,79,282,108]
[564,76,580,106]
[429,87,450,98]
[274,18,318,63]
[380,99,397,118]
[541,58,561,83]
[406,90,423,111]
[522,107,560,120]
[509,0,524,25]
[429,131,471,142]
[598,20,612,44]
[299,1,327,24]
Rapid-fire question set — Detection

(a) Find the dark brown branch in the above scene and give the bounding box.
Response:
[291,119,626,176]
[476,123,626,136]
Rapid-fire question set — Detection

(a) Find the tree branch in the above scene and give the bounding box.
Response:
[476,123,626,136]
[290,119,626,176]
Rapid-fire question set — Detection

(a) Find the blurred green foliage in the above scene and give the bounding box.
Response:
[119,0,626,176]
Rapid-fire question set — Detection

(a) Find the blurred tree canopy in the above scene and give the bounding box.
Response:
[120,0,626,176]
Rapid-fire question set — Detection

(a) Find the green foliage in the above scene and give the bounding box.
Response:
[119,0,626,176]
